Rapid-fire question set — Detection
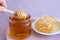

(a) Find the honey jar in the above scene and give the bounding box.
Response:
[9,10,31,39]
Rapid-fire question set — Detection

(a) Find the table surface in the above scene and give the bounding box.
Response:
[0,0,60,40]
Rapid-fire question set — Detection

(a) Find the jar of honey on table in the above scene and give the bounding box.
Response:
[9,10,31,39]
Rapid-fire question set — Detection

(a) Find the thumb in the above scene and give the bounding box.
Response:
[0,6,7,12]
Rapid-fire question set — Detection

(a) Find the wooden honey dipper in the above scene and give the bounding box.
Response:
[4,8,35,22]
[4,8,27,18]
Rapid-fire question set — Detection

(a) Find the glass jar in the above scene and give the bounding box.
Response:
[9,15,31,39]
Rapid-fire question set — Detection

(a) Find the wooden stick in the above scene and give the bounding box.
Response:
[4,9,14,14]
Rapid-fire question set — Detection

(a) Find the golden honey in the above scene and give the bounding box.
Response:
[9,10,31,39]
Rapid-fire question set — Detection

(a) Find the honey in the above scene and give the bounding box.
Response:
[9,10,31,39]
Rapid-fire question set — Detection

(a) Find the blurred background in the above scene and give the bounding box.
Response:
[6,0,60,18]
[0,0,60,40]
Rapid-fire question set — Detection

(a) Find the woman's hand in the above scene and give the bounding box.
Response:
[0,0,7,12]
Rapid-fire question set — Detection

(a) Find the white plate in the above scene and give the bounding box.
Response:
[32,17,60,35]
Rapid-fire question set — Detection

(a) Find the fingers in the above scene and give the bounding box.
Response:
[2,0,7,8]
[0,0,7,8]
[0,0,7,12]
[0,6,6,12]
